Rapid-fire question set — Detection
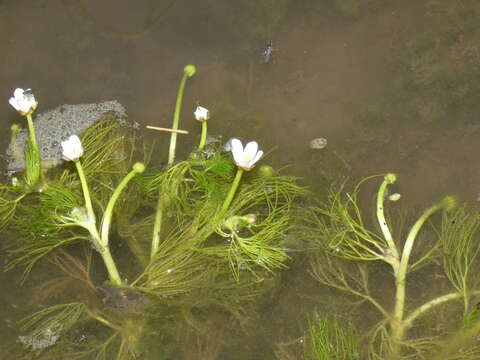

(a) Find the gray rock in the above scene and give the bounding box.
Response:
[17,323,63,350]
[6,100,132,172]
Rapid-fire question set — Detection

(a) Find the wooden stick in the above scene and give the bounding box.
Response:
[146,125,189,134]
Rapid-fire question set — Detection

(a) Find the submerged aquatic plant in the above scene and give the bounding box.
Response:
[440,207,480,317]
[303,312,359,360]
[5,117,145,281]
[3,65,308,359]
[305,174,480,358]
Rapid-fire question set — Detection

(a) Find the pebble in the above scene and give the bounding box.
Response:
[309,137,327,150]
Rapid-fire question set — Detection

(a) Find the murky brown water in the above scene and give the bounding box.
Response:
[2,0,480,358]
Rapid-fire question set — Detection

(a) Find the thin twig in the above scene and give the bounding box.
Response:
[146,125,189,134]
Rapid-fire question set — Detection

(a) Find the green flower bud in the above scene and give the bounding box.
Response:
[10,123,22,133]
[441,196,457,212]
[133,162,145,173]
[184,64,196,77]
[257,165,275,178]
[385,173,397,184]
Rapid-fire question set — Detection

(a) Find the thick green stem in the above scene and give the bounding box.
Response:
[74,160,123,286]
[219,168,244,217]
[101,163,145,245]
[386,289,480,360]
[390,197,454,355]
[24,114,44,187]
[24,142,41,188]
[168,65,196,166]
[376,174,400,274]
[75,161,96,226]
[99,247,122,286]
[25,114,38,149]
[198,121,208,151]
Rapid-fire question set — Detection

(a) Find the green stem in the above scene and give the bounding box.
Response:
[219,168,244,217]
[405,291,480,327]
[75,160,96,226]
[198,121,208,151]
[25,114,38,149]
[151,194,164,261]
[25,114,44,187]
[74,160,123,286]
[101,163,145,246]
[168,65,196,166]
[100,248,122,286]
[390,198,453,354]
[386,289,480,360]
[86,308,121,330]
[376,174,400,271]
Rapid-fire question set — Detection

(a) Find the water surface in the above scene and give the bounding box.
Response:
[1,0,479,358]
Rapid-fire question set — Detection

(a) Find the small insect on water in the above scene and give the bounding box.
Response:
[262,41,274,64]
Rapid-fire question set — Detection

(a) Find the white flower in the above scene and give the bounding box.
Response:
[61,135,84,162]
[9,88,38,115]
[230,138,263,171]
[194,105,210,121]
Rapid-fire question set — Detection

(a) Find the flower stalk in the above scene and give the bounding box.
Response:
[74,160,96,226]
[73,158,122,285]
[219,168,244,217]
[376,174,400,275]
[101,162,145,245]
[168,64,196,166]
[152,65,196,260]
[25,114,38,150]
[389,196,456,355]
[194,105,210,151]
[198,121,208,151]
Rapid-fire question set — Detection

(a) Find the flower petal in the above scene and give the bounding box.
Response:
[8,97,18,111]
[61,135,84,161]
[194,105,210,121]
[231,138,244,164]
[13,88,24,99]
[243,141,258,161]
[249,150,263,167]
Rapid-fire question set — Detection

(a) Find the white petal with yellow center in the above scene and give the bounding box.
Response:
[230,138,263,171]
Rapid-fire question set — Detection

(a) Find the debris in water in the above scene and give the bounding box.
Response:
[309,137,328,150]
[262,41,273,64]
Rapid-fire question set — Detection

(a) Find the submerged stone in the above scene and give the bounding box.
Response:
[6,100,134,172]
[17,323,63,350]
[98,285,151,315]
